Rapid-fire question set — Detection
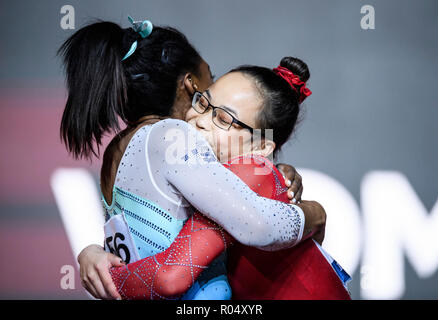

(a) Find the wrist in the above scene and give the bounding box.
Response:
[289,204,305,244]
[298,200,326,237]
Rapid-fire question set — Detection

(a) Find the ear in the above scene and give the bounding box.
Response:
[252,139,276,158]
[183,73,199,96]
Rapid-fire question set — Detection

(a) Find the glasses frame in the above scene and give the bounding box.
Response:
[191,91,254,134]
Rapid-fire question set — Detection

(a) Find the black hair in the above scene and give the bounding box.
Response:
[229,57,310,158]
[58,20,202,159]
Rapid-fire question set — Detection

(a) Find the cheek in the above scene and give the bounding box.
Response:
[211,129,228,158]
[216,131,228,148]
[234,132,254,157]
[215,130,252,161]
[242,134,254,151]
[199,77,213,92]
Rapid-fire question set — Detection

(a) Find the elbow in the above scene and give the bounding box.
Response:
[233,220,274,248]
[240,204,306,251]
[154,268,192,298]
[247,220,299,252]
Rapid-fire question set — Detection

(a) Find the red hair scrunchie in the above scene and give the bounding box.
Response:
[273,66,312,103]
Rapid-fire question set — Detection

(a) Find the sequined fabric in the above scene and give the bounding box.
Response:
[110,212,233,300]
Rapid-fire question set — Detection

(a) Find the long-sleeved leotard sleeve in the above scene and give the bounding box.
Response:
[146,119,304,251]
[110,154,292,300]
[110,212,233,300]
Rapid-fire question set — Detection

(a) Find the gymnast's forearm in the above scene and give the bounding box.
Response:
[110,212,233,299]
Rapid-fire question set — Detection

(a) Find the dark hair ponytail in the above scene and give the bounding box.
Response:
[230,56,310,158]
[58,21,128,159]
[58,20,202,160]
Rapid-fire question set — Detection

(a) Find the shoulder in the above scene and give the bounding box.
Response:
[226,154,277,173]
[147,119,199,142]
[225,154,288,200]
[147,119,206,146]
[149,119,192,132]
[147,119,216,163]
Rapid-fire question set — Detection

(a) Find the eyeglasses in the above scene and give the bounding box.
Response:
[191,91,254,133]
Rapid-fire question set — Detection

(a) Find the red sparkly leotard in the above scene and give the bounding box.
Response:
[110,154,350,300]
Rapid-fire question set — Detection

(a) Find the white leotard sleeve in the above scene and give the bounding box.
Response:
[146,119,305,251]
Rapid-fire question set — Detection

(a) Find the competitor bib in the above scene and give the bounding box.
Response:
[103,212,141,264]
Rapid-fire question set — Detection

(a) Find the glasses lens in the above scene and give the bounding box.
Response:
[213,108,233,130]
[192,92,209,113]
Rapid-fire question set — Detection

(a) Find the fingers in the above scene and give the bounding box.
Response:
[290,172,302,192]
[276,163,304,204]
[92,253,125,300]
[96,265,122,300]
[277,163,296,183]
[77,246,122,300]
[288,173,302,203]
[88,270,111,300]
[81,276,100,299]
[79,266,96,298]
[295,185,303,203]
[109,254,126,267]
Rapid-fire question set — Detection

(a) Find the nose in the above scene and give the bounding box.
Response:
[195,108,212,131]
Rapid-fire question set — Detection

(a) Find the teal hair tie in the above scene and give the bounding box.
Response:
[121,15,154,61]
[128,16,153,39]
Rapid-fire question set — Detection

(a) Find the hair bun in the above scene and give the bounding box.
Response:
[279,57,310,83]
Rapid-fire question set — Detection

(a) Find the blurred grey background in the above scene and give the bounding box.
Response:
[0,0,437,299]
